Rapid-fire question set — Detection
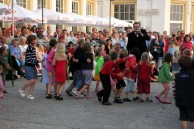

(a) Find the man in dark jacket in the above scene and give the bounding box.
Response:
[175,56,194,129]
[127,22,150,61]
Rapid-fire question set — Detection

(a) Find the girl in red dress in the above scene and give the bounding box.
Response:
[53,43,67,100]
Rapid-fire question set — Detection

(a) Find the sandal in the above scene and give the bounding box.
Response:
[46,94,52,99]
[155,96,162,103]
[56,95,63,100]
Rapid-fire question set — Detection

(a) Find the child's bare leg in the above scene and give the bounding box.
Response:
[58,83,65,95]
[86,86,92,98]
[95,81,100,92]
[117,87,124,97]
[77,85,88,98]
[47,72,53,94]
[46,83,49,94]
[29,79,36,95]
[112,87,116,96]
[181,121,188,129]
[192,122,194,129]
[21,79,34,91]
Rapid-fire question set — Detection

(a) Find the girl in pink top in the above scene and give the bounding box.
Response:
[46,39,57,99]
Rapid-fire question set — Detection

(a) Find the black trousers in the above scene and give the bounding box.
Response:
[97,73,111,103]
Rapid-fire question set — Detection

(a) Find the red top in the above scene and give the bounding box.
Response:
[182,41,192,50]
[124,55,138,80]
[115,58,125,80]
[137,61,151,80]
[100,60,118,77]
[68,47,74,56]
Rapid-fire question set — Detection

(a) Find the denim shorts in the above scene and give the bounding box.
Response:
[25,66,37,80]
[124,79,136,93]
[82,70,92,86]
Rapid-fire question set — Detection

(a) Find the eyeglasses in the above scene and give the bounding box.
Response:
[39,31,43,32]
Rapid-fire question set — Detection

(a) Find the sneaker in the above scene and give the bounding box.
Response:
[102,102,112,105]
[19,89,26,98]
[145,98,153,103]
[114,97,123,104]
[27,95,34,100]
[138,98,144,102]
[133,96,139,101]
[96,94,102,102]
[66,90,73,96]
[123,98,132,102]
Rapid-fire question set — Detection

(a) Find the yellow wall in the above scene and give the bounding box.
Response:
[192,3,194,32]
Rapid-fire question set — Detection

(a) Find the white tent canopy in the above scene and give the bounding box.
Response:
[86,15,113,27]
[0,4,47,23]
[64,12,96,26]
[0,3,11,15]
[104,17,132,27]
[35,8,73,24]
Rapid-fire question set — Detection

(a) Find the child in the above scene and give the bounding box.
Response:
[94,48,104,92]
[97,52,124,105]
[19,35,40,100]
[103,55,117,96]
[46,39,57,99]
[156,53,174,104]
[150,61,159,82]
[114,49,128,103]
[53,43,67,100]
[123,47,140,102]
[101,43,106,57]
[67,41,75,57]
[137,52,152,102]
[0,65,4,98]
[77,42,93,99]
[174,56,194,129]
[0,47,11,93]
[41,45,49,95]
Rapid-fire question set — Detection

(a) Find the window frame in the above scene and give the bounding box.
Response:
[37,0,46,9]
[114,4,135,21]
[170,4,184,34]
[56,0,64,13]
[86,3,92,16]
[72,1,79,14]
[16,0,26,8]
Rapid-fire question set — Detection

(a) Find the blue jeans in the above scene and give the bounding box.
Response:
[124,79,136,99]
[74,70,83,90]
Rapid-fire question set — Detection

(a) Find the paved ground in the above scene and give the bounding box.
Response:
[0,78,186,129]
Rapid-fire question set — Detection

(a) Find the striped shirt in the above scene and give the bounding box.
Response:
[25,45,38,67]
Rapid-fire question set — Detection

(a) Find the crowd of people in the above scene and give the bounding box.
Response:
[0,21,194,129]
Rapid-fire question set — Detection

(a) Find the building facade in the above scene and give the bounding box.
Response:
[0,0,97,32]
[97,0,194,34]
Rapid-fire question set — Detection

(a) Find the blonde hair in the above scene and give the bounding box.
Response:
[140,52,149,64]
[55,43,66,59]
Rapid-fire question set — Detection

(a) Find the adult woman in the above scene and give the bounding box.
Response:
[9,38,25,76]
[45,30,53,40]
[105,39,112,54]
[19,37,28,54]
[179,34,193,55]
[150,32,164,68]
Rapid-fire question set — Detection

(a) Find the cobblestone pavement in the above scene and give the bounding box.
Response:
[0,78,186,129]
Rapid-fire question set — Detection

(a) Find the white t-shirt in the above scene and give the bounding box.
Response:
[19,44,28,53]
